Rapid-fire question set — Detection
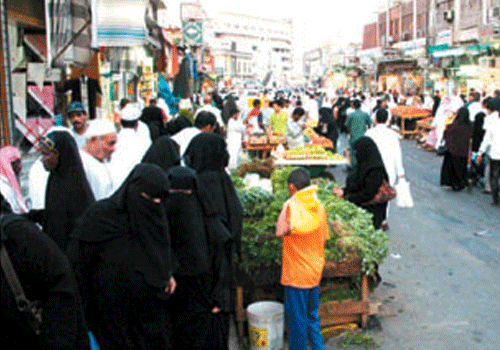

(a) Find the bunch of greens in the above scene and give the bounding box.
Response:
[234,167,389,276]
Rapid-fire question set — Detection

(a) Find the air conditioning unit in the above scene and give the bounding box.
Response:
[402,32,411,41]
[444,10,454,23]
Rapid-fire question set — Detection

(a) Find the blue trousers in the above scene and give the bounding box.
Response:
[284,286,324,350]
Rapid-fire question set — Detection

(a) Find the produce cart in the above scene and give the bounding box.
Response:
[274,145,349,179]
[391,106,432,138]
[243,134,286,159]
[274,158,349,179]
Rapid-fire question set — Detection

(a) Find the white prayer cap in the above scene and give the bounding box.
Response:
[86,118,117,138]
[120,104,141,121]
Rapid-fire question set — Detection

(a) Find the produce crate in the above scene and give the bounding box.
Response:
[320,259,370,329]
[235,259,371,340]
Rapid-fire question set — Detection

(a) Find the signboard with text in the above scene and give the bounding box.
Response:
[182,21,203,46]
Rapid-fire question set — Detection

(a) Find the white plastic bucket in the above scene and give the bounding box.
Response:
[247,301,284,350]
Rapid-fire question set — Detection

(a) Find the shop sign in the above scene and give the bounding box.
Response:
[479,24,499,37]
[182,21,203,46]
[436,30,452,45]
[458,28,479,43]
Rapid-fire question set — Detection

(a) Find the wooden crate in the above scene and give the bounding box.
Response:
[236,259,371,339]
[320,259,370,328]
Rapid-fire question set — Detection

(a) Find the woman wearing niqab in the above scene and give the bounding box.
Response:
[40,131,95,251]
[166,166,232,349]
[184,133,243,347]
[67,164,174,350]
[440,107,474,191]
[340,136,389,229]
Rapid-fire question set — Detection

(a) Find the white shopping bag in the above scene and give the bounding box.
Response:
[395,179,414,208]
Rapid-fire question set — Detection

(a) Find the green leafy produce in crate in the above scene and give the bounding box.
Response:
[233,167,389,277]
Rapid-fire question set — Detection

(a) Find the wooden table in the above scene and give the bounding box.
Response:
[394,113,431,138]
[243,143,284,159]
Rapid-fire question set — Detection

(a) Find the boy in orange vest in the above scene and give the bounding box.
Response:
[276,167,330,350]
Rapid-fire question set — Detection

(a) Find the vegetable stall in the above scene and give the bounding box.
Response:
[233,165,390,337]
[391,105,432,138]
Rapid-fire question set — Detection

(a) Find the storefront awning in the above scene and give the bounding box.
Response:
[24,34,48,61]
[27,86,55,117]
[467,45,490,55]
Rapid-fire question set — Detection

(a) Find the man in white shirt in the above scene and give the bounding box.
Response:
[171,111,217,159]
[477,97,500,206]
[80,119,117,200]
[109,104,152,189]
[467,92,483,123]
[66,102,89,149]
[194,95,224,128]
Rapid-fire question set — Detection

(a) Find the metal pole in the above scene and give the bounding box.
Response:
[1,0,14,146]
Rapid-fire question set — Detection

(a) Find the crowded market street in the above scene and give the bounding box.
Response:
[2,0,500,349]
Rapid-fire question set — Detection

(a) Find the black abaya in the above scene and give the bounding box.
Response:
[43,131,95,251]
[165,166,231,350]
[344,137,389,229]
[1,201,90,350]
[67,164,173,350]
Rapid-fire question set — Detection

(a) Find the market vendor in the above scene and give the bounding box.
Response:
[268,99,289,136]
[244,98,266,135]
[286,107,307,149]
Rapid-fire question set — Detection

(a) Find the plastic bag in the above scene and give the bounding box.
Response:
[395,179,414,208]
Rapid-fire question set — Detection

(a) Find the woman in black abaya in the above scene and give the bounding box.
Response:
[165,166,232,349]
[184,133,243,339]
[38,131,95,251]
[333,136,389,229]
[314,107,339,151]
[67,164,175,350]
[440,107,474,191]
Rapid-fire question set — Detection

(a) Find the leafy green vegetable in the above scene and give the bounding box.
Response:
[235,166,389,277]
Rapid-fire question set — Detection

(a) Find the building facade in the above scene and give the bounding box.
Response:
[204,11,293,86]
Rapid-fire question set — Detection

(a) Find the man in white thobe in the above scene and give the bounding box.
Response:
[80,119,117,200]
[109,104,152,190]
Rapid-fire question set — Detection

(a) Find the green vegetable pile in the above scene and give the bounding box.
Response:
[233,167,389,277]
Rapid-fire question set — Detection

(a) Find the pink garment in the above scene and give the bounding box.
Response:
[0,146,26,213]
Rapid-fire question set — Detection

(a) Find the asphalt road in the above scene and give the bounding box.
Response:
[326,138,500,350]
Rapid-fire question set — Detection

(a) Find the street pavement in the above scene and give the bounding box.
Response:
[324,138,500,350]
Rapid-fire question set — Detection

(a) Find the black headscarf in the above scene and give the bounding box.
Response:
[454,107,471,125]
[165,166,210,276]
[43,131,95,251]
[315,107,339,146]
[140,106,165,141]
[71,163,172,289]
[445,107,473,158]
[165,114,193,136]
[346,136,388,191]
[184,133,242,255]
[221,95,238,125]
[141,135,181,172]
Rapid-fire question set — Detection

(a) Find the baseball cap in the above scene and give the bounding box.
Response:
[67,101,86,115]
